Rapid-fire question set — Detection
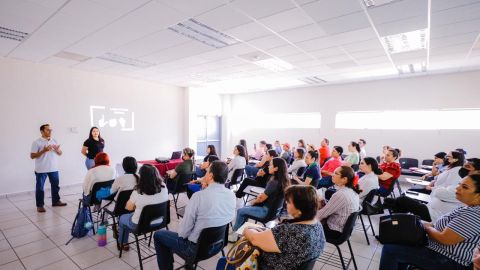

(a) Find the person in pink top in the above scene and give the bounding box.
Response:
[318,146,344,188]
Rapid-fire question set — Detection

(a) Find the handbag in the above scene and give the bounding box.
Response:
[218,237,261,270]
[378,213,428,246]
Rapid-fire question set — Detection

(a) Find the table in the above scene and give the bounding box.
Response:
[138,159,183,177]
[405,178,430,186]
[405,191,430,203]
[408,167,431,175]
[243,186,265,203]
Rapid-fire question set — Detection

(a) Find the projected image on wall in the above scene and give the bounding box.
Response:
[90,106,135,131]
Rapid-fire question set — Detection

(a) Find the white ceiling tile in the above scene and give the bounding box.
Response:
[342,39,384,53]
[431,3,480,26]
[42,56,79,66]
[25,0,69,10]
[195,5,252,30]
[71,58,114,71]
[258,8,312,33]
[430,43,472,56]
[325,60,358,69]
[225,22,271,41]
[89,0,154,13]
[367,0,428,25]
[247,35,289,50]
[301,0,363,22]
[0,38,20,56]
[160,0,227,17]
[349,49,386,60]
[267,45,303,57]
[230,0,296,19]
[0,0,59,32]
[278,24,327,43]
[9,35,70,62]
[430,19,480,39]
[430,32,478,49]
[317,12,371,35]
[355,55,391,65]
[375,16,427,37]
[431,0,480,12]
[330,27,377,46]
[309,47,345,58]
[297,36,336,51]
[281,53,314,63]
[140,41,215,64]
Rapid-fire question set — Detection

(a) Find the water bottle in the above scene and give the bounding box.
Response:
[97,223,107,247]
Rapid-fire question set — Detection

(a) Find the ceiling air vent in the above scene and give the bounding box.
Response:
[97,53,155,68]
[0,26,28,42]
[363,0,398,8]
[299,76,327,85]
[54,51,90,62]
[168,19,238,49]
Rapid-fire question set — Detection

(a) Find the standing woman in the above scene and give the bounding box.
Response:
[82,127,105,170]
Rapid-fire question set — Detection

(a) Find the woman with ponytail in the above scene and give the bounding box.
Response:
[358,157,382,200]
[244,185,325,270]
[318,166,360,238]
[343,141,361,167]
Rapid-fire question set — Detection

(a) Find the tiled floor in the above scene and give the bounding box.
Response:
[0,180,413,270]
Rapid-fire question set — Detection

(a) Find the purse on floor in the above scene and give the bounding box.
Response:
[378,213,428,246]
[217,237,261,270]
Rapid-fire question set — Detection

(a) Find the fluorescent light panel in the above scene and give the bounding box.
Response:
[397,62,426,74]
[253,58,294,72]
[168,19,238,49]
[98,53,155,68]
[299,76,326,84]
[381,29,427,54]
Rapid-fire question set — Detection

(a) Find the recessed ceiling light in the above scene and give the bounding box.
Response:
[381,29,427,54]
[169,19,238,49]
[362,0,398,8]
[54,51,90,62]
[299,76,326,84]
[253,58,294,72]
[97,53,155,68]
[397,62,426,74]
[0,26,28,42]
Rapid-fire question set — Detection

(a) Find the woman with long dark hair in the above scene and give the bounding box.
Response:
[233,157,291,231]
[343,141,360,167]
[244,185,325,270]
[118,164,168,251]
[111,156,139,200]
[81,127,105,170]
[227,145,246,182]
[358,157,382,200]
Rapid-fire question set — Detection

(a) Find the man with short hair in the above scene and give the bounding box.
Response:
[154,161,235,270]
[319,138,331,166]
[30,124,67,212]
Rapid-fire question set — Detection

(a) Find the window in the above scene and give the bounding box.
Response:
[231,112,321,133]
[196,115,221,156]
[335,109,480,130]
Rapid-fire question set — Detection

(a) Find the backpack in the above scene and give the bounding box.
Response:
[66,203,93,245]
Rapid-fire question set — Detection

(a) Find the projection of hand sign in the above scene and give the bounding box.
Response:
[90,106,134,131]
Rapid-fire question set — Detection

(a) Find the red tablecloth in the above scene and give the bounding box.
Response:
[138,159,183,177]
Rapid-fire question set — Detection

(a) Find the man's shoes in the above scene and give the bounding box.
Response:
[37,207,46,213]
[52,201,67,207]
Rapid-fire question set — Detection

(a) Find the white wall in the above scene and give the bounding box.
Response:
[0,58,186,196]
[227,71,480,161]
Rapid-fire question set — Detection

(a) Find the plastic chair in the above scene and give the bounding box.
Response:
[101,189,134,238]
[118,200,170,270]
[79,179,114,233]
[358,189,384,245]
[297,258,318,270]
[422,159,434,166]
[399,158,421,176]
[175,224,228,270]
[225,168,245,189]
[296,166,306,177]
[168,173,194,218]
[325,210,360,270]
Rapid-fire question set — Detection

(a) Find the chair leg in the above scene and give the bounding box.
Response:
[367,215,376,236]
[173,194,180,219]
[88,206,96,235]
[148,232,153,247]
[359,215,370,245]
[135,234,143,270]
[335,245,347,270]
[347,240,358,270]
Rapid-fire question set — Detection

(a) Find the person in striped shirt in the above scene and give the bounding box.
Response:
[380,174,480,270]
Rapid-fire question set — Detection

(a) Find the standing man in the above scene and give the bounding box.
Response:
[30,124,67,212]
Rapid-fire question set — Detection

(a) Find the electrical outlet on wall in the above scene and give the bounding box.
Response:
[70,127,78,133]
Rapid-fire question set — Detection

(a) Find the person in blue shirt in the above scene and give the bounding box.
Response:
[154,161,235,270]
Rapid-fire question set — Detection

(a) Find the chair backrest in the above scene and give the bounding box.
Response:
[194,224,228,262]
[265,196,285,221]
[351,164,359,172]
[422,159,434,166]
[296,166,306,177]
[228,168,244,187]
[296,258,317,270]
[90,179,115,205]
[171,174,193,194]
[326,209,360,245]
[113,189,134,216]
[399,158,419,169]
[136,200,170,235]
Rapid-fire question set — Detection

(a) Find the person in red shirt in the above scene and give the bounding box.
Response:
[318,138,331,167]
[378,149,401,196]
[318,146,343,188]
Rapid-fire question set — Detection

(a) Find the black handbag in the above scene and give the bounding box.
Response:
[378,213,428,246]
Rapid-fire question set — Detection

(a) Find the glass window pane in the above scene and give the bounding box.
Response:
[196,142,207,157]
[196,116,206,140]
[206,116,221,140]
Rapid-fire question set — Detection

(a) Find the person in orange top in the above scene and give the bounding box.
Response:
[318,138,331,167]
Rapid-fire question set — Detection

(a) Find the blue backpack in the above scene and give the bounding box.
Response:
[66,204,93,245]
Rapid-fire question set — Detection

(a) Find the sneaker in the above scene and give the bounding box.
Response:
[37,207,46,213]
[52,201,67,207]
[228,232,239,243]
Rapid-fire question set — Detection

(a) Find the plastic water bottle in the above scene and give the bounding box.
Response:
[97,223,107,247]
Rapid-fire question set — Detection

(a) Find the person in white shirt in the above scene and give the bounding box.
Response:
[82,152,116,196]
[111,156,138,200]
[30,124,67,212]
[227,145,247,183]
[118,164,168,250]
[288,148,307,176]
[358,157,381,200]
[358,139,367,159]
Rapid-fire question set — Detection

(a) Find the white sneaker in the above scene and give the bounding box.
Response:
[228,233,239,243]
[236,198,245,209]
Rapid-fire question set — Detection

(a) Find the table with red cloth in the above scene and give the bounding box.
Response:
[138,159,183,177]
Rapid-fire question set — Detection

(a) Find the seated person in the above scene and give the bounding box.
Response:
[358,157,381,201]
[320,146,343,185]
[166,147,195,191]
[380,174,480,270]
[82,152,115,197]
[318,138,331,167]
[245,143,269,178]
[292,150,321,188]
[236,149,278,198]
[110,156,138,200]
[186,155,219,198]
[195,145,216,178]
[154,161,235,270]
[287,148,306,176]
[233,157,291,231]
[318,166,360,239]
[279,143,292,164]
[117,164,168,251]
[274,140,282,155]
[459,158,480,178]
[342,141,360,167]
[384,151,465,222]
[250,140,267,161]
[377,149,401,196]
[244,185,325,270]
[226,145,247,185]
[420,152,448,182]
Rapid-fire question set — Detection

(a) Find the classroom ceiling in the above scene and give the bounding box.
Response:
[1,0,480,93]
